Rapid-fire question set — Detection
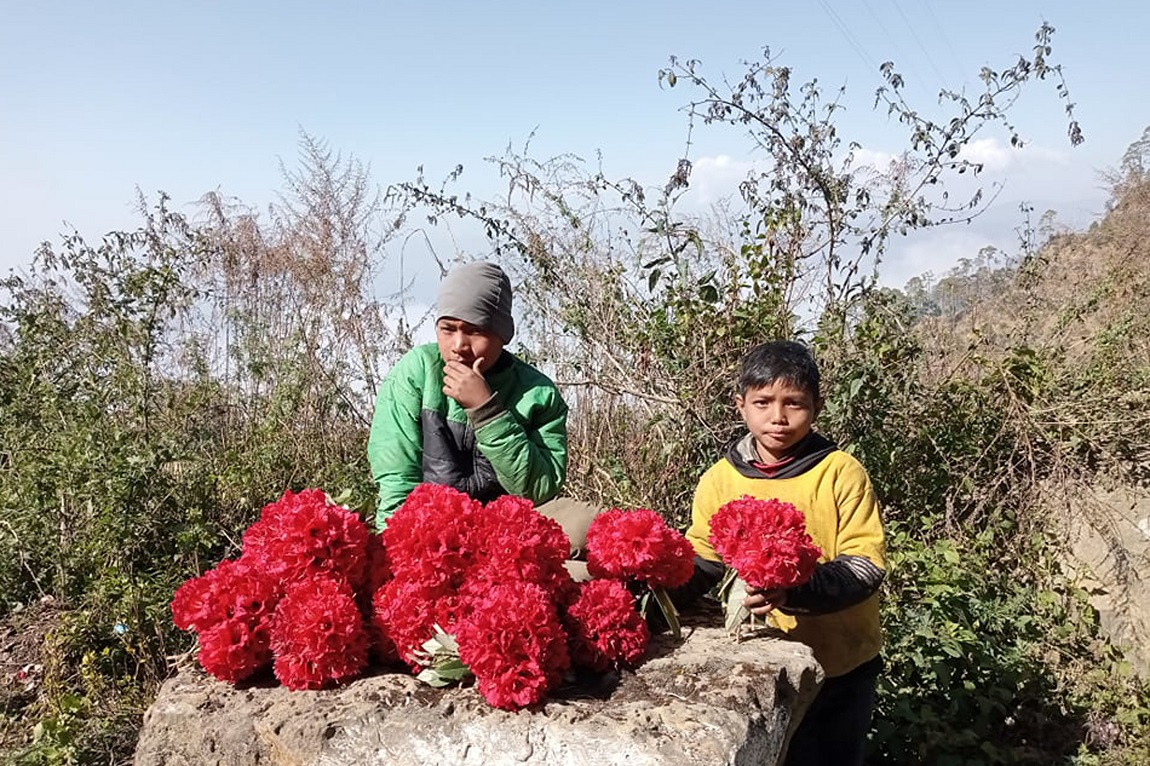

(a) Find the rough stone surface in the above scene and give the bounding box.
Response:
[135,602,823,766]
[1060,484,1150,676]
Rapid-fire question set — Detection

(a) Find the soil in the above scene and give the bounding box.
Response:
[0,596,64,752]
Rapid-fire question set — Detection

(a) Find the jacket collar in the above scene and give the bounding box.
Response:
[725,431,838,479]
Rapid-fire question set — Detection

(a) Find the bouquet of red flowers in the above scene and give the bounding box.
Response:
[172,484,689,710]
[370,484,575,709]
[584,507,695,637]
[374,485,654,708]
[585,507,695,588]
[170,558,278,683]
[707,496,822,632]
[170,489,372,688]
[562,579,649,672]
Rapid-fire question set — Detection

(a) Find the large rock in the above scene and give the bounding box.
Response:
[1059,483,1150,676]
[135,603,823,766]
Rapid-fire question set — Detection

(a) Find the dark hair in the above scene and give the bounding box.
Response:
[737,340,821,398]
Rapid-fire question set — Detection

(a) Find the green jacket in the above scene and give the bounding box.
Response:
[367,343,568,528]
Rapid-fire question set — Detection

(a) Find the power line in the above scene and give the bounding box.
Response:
[890,0,951,88]
[817,0,878,74]
[917,0,965,80]
[862,0,928,92]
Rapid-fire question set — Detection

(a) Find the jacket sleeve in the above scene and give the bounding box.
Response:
[467,387,567,505]
[684,463,723,563]
[669,465,727,608]
[669,556,726,610]
[366,351,425,529]
[782,460,886,615]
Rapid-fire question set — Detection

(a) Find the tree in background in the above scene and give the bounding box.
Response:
[398,23,1084,522]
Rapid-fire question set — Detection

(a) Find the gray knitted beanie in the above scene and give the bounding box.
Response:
[436,261,515,343]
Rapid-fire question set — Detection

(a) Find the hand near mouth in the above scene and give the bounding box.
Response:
[443,357,491,409]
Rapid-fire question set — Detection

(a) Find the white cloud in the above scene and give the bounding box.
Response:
[678,154,756,206]
[851,136,1069,179]
[850,147,898,171]
[879,225,1010,289]
[958,137,1014,173]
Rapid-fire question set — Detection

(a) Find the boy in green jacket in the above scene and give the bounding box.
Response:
[367,262,581,538]
[679,340,886,765]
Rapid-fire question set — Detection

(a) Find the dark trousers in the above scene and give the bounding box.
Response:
[783,654,881,766]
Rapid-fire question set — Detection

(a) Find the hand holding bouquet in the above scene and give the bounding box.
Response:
[707,496,822,634]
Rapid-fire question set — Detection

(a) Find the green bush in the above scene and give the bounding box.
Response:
[872,519,1143,764]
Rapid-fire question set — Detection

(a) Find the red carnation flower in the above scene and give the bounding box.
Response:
[171,558,240,632]
[455,581,570,710]
[171,558,278,634]
[196,618,272,684]
[708,496,822,591]
[468,494,571,595]
[270,576,368,690]
[241,489,370,591]
[564,579,649,672]
[585,508,695,588]
[382,484,483,589]
[371,578,471,669]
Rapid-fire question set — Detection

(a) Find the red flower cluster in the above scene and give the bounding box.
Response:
[473,495,572,595]
[372,484,579,708]
[455,581,570,710]
[195,617,272,684]
[242,488,371,590]
[708,496,822,591]
[170,558,276,633]
[374,485,571,667]
[271,577,368,690]
[170,558,277,683]
[563,579,649,673]
[170,489,375,687]
[585,507,695,588]
[379,483,484,590]
[376,486,692,708]
[172,483,681,709]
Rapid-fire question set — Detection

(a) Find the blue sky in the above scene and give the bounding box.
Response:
[2,1,1146,294]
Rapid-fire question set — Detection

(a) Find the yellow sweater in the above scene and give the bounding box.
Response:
[687,448,885,677]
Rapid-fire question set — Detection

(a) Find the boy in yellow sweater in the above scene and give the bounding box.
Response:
[681,340,886,766]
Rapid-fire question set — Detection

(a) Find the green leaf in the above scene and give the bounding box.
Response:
[328,488,353,506]
[416,664,471,687]
[434,658,472,681]
[416,668,453,687]
[723,575,751,635]
[651,586,682,639]
[648,268,661,292]
[849,376,865,399]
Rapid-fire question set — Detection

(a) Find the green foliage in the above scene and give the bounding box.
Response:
[0,198,214,610]
[0,136,395,762]
[387,26,1150,763]
[872,518,1150,764]
[811,250,1150,763]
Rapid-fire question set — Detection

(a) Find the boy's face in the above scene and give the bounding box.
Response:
[736,380,823,463]
[436,317,505,373]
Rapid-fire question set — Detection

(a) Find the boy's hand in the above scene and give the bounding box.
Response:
[442,358,492,409]
[743,586,787,616]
